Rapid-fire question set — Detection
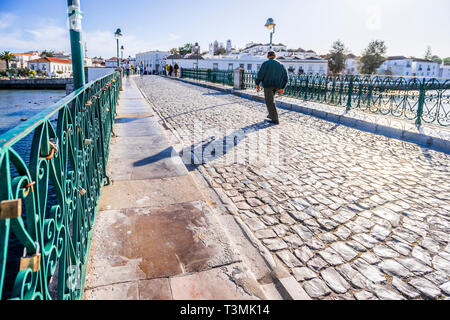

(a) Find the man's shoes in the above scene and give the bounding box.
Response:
[266,116,279,125]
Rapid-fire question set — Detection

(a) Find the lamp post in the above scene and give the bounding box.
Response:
[264,18,276,50]
[114,28,122,68]
[67,0,85,90]
[120,45,124,65]
[194,42,199,80]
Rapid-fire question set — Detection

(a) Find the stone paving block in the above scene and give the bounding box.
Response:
[138,278,172,300]
[86,201,237,288]
[114,116,162,137]
[84,281,139,300]
[170,265,257,300]
[99,175,204,211]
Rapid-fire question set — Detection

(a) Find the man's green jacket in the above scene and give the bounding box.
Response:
[255,58,288,89]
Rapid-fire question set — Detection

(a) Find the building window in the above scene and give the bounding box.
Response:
[247,64,252,71]
[228,63,233,71]
[213,63,219,70]
[239,64,244,69]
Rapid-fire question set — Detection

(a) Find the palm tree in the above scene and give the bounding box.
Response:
[0,51,15,69]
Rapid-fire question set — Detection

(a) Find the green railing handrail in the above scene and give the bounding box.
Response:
[0,74,115,150]
[0,71,120,300]
[181,68,234,87]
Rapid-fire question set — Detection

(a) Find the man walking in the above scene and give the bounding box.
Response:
[255,51,288,125]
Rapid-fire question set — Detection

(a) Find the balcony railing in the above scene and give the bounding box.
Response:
[0,72,120,300]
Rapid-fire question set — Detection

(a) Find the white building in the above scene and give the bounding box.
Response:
[226,40,232,54]
[343,54,360,75]
[12,53,40,68]
[135,51,170,74]
[242,42,287,55]
[378,56,413,77]
[28,57,73,77]
[440,65,450,79]
[105,57,124,68]
[168,52,328,75]
[412,58,440,77]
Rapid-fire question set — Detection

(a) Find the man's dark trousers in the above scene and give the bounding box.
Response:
[264,87,279,123]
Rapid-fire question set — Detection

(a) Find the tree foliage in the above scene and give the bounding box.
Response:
[431,55,442,64]
[424,46,433,61]
[327,40,348,75]
[41,50,54,57]
[216,47,226,55]
[178,43,193,54]
[359,40,387,75]
[443,57,450,66]
[0,51,15,69]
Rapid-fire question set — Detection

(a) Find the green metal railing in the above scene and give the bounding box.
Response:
[181,68,234,87]
[244,72,450,127]
[182,67,450,126]
[0,72,120,300]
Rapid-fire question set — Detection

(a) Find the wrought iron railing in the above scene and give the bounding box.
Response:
[244,72,450,126]
[182,67,450,126]
[0,72,120,300]
[181,68,234,87]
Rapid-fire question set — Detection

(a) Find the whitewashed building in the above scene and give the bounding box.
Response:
[28,57,72,77]
[168,52,328,75]
[343,54,360,75]
[166,41,328,76]
[12,53,40,68]
[412,59,440,77]
[105,57,124,68]
[135,51,170,73]
[440,65,450,79]
[378,56,413,77]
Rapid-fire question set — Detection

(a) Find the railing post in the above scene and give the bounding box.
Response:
[233,68,244,90]
[416,78,426,126]
[346,75,354,111]
[67,0,85,90]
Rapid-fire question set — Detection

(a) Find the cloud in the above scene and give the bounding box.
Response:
[366,5,382,31]
[0,12,17,29]
[169,33,181,41]
[0,12,153,58]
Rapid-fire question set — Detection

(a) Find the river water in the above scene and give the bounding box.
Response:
[0,89,66,299]
[0,90,66,136]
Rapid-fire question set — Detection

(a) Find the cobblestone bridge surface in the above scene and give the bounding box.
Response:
[135,76,450,300]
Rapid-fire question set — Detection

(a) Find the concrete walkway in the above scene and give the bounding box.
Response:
[83,77,284,300]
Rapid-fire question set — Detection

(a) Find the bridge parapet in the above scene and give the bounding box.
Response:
[0,72,120,300]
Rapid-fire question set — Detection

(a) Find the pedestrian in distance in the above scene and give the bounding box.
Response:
[140,62,144,77]
[255,51,288,125]
[169,64,174,77]
[125,62,130,78]
[165,64,169,76]
[174,63,179,77]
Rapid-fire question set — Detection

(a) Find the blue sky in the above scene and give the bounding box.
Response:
[1,0,449,59]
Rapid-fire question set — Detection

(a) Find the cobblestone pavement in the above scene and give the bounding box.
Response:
[135,76,450,300]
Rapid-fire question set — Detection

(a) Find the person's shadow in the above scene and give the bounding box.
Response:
[179,120,276,170]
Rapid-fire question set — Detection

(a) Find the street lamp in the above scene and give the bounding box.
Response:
[120,45,124,62]
[114,28,122,68]
[194,42,200,80]
[264,18,276,50]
